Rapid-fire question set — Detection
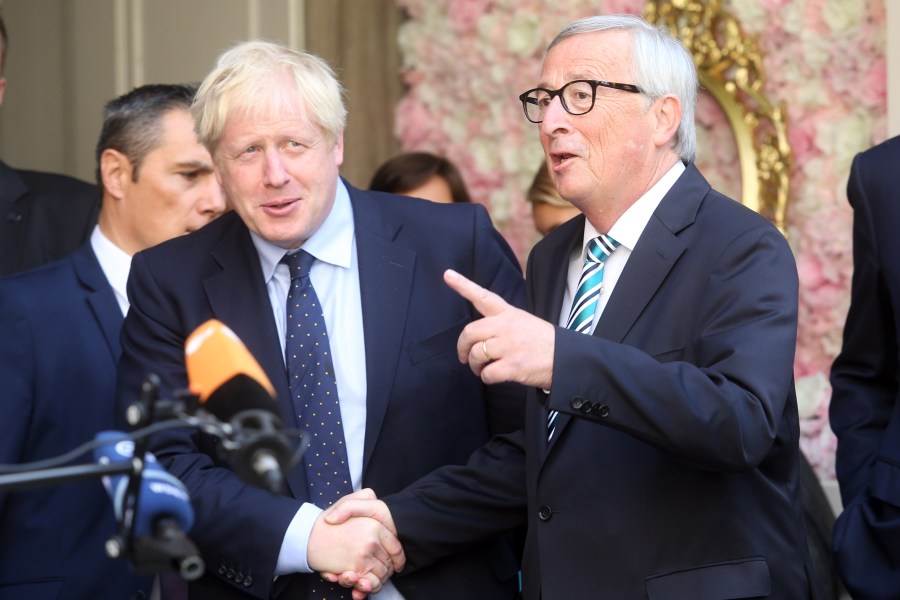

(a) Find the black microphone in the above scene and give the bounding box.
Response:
[184,319,295,493]
[94,432,204,580]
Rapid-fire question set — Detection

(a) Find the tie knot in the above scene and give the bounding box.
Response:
[586,234,619,265]
[282,250,316,280]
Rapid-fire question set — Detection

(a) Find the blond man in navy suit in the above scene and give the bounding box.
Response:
[116,41,525,599]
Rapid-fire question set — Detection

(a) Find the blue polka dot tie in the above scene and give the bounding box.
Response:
[282,251,354,599]
[547,234,619,441]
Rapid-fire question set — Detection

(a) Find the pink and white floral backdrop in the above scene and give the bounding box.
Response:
[392,0,887,479]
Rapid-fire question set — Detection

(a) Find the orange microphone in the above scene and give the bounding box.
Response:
[185,319,277,419]
[184,319,292,493]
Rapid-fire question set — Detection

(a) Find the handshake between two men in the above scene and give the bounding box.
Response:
[312,488,403,599]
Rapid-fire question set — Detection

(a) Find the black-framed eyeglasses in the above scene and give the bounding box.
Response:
[518,79,643,123]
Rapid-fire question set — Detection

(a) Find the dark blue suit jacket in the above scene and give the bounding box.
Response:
[386,164,816,599]
[0,160,100,277]
[830,135,900,600]
[0,242,152,599]
[116,182,526,599]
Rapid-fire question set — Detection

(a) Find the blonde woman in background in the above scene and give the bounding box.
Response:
[526,162,580,236]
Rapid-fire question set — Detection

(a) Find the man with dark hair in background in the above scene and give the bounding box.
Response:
[0,11,100,276]
[0,83,225,599]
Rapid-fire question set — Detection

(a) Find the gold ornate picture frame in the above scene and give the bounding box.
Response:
[644,0,792,234]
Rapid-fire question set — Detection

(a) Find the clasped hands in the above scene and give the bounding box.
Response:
[310,488,402,599]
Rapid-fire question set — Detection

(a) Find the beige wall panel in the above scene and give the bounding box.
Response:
[0,0,111,180]
[0,0,306,182]
[257,1,298,46]
[66,0,118,181]
[140,0,270,85]
[304,0,403,188]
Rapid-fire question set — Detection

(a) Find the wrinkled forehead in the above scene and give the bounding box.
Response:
[540,30,633,85]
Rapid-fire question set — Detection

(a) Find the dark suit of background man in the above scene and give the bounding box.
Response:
[0,83,225,599]
[326,14,818,599]
[0,13,100,276]
[830,134,900,600]
[115,40,525,599]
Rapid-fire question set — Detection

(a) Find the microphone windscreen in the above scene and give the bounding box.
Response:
[185,319,276,403]
[93,431,194,536]
[204,373,281,422]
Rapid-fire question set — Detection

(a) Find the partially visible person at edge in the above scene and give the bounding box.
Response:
[830,134,900,600]
[0,12,100,276]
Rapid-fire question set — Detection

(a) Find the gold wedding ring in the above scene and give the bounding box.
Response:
[481,339,493,362]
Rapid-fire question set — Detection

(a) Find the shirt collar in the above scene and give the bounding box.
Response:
[582,161,686,255]
[251,179,354,280]
[90,224,132,315]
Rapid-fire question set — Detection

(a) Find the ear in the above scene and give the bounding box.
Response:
[651,94,682,150]
[100,148,133,201]
[0,77,7,108]
[333,130,345,167]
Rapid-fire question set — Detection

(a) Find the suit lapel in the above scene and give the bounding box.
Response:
[201,214,308,496]
[529,217,582,322]
[595,164,705,342]
[348,186,416,475]
[71,242,124,361]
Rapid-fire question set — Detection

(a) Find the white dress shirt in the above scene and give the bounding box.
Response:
[90,225,132,317]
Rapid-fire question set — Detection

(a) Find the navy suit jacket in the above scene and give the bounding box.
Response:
[386,164,816,599]
[0,242,152,599]
[830,135,900,600]
[0,160,100,276]
[116,181,525,599]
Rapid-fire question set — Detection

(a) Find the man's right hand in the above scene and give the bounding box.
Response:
[310,488,405,599]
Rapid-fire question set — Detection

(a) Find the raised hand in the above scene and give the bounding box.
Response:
[443,268,556,388]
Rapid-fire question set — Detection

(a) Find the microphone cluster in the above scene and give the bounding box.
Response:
[184,319,300,494]
[0,319,304,581]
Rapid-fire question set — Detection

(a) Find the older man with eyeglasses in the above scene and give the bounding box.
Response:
[326,13,816,600]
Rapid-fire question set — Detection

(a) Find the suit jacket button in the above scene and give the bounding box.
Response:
[243,576,253,587]
[538,506,552,521]
[226,568,236,580]
[5,211,23,224]
[570,396,584,410]
[217,564,227,576]
[234,573,244,584]
[597,404,609,417]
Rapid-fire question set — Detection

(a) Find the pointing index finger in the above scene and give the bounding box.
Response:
[443,269,508,317]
